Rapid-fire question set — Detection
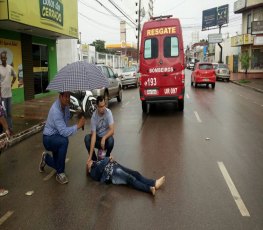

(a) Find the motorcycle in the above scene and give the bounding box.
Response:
[69,90,97,118]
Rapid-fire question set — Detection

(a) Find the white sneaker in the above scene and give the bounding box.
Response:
[0,188,8,197]
[56,173,69,184]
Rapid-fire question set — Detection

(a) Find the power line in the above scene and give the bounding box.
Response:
[108,0,137,26]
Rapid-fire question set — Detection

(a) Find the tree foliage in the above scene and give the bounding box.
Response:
[90,40,116,54]
[240,52,250,74]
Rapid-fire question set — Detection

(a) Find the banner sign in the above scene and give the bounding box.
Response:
[208,33,222,43]
[0,0,8,20]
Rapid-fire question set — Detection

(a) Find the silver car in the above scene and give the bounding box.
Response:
[92,65,122,107]
[213,63,230,82]
[119,66,139,89]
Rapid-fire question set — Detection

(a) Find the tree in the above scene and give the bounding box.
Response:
[90,40,107,53]
[240,52,250,76]
[90,40,116,54]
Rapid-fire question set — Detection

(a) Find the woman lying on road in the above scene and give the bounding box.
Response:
[86,156,165,195]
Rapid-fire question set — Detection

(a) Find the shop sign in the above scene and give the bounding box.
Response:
[6,0,78,38]
[0,0,8,19]
[231,35,243,46]
[243,34,253,45]
[254,36,263,45]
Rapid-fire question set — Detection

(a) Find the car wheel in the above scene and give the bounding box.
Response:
[104,91,109,107]
[212,83,215,89]
[142,101,147,113]
[178,99,184,111]
[117,87,122,102]
[194,82,198,88]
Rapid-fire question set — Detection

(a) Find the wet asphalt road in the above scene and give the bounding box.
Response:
[1,69,263,230]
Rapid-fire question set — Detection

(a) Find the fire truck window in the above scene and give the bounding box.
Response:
[164,36,179,57]
[144,38,158,59]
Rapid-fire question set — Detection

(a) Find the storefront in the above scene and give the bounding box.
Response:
[0,0,78,103]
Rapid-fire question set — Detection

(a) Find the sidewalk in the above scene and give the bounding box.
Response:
[230,72,263,93]
[2,72,263,149]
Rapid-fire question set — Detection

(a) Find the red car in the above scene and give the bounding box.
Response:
[191,62,216,89]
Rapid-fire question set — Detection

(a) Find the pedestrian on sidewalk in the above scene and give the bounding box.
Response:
[0,98,11,197]
[0,50,17,133]
[87,156,165,196]
[84,96,114,162]
[39,92,86,184]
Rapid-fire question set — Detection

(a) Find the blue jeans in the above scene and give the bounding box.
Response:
[84,134,114,161]
[43,135,69,174]
[112,164,155,193]
[2,97,12,129]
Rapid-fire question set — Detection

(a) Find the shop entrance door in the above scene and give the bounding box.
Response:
[32,44,49,94]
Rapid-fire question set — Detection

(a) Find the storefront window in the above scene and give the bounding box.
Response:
[251,49,263,69]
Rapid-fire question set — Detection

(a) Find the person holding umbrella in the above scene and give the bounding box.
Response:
[41,61,109,184]
[39,92,86,184]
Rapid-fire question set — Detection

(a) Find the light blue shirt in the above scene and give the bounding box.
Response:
[43,99,77,137]
[91,108,113,137]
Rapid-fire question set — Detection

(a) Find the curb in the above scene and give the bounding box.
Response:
[0,122,45,152]
[230,80,263,94]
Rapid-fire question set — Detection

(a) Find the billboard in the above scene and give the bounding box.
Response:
[4,0,78,38]
[202,4,229,30]
[217,4,229,26]
[202,7,217,30]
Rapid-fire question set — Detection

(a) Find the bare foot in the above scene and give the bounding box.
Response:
[150,186,156,196]
[155,176,165,190]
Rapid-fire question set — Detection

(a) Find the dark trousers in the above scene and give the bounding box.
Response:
[84,134,114,161]
[43,135,69,174]
[112,164,155,193]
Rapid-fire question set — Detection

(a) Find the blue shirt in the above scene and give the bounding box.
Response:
[90,108,113,137]
[43,99,77,137]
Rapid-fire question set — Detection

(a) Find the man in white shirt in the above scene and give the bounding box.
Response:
[0,51,17,132]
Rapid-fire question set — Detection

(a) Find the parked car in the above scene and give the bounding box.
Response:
[92,64,122,107]
[214,63,230,82]
[119,66,139,88]
[191,62,216,89]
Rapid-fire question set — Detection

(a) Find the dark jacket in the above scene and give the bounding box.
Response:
[90,157,111,182]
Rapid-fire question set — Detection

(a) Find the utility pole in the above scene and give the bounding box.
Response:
[136,0,141,63]
[217,25,223,63]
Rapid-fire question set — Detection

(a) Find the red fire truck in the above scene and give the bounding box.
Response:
[139,15,185,112]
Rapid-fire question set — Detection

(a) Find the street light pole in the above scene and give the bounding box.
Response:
[136,0,141,63]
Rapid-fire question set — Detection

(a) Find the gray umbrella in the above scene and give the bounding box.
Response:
[46,61,109,92]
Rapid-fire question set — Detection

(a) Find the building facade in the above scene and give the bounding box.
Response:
[231,0,263,73]
[0,0,78,103]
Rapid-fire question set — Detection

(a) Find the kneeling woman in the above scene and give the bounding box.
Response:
[87,156,165,195]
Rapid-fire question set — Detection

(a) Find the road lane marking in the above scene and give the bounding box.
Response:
[0,211,14,226]
[194,111,202,123]
[43,158,69,181]
[218,162,250,217]
[186,93,190,99]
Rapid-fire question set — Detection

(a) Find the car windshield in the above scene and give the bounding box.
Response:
[199,64,213,70]
[123,67,136,72]
[218,64,228,69]
[212,64,218,69]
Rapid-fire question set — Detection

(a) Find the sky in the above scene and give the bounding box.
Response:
[78,0,242,48]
